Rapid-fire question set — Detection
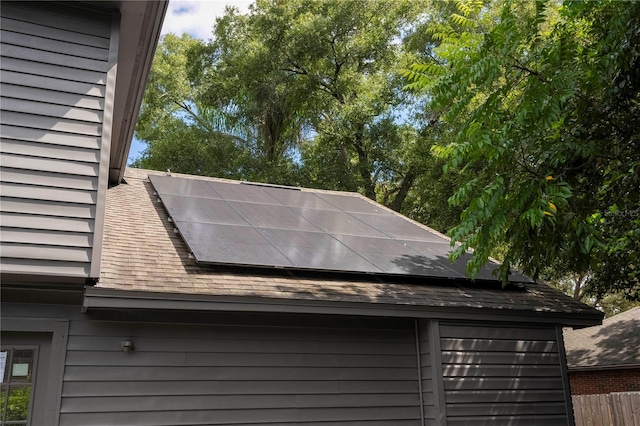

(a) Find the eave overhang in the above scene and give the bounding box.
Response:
[83,287,605,327]
[98,0,168,185]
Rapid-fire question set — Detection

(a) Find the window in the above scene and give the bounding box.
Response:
[0,348,36,425]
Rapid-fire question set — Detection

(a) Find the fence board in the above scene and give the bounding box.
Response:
[573,392,640,426]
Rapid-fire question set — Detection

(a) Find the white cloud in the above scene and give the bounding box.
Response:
[161,0,253,40]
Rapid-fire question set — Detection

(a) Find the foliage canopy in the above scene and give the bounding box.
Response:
[403,0,640,301]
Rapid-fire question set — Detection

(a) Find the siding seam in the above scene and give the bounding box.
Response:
[556,325,576,426]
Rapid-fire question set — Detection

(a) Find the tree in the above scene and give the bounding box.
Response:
[133,33,260,179]
[136,0,439,213]
[403,0,640,301]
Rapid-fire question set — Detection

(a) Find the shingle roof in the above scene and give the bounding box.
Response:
[96,168,602,323]
[564,307,640,369]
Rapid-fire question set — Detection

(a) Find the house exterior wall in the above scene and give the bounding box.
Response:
[569,368,640,395]
[439,322,573,426]
[0,2,117,280]
[1,300,581,426]
[2,302,426,426]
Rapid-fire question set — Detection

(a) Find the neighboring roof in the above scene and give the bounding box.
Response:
[564,307,640,370]
[92,168,603,326]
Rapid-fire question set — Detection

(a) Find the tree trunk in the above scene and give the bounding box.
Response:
[389,168,417,212]
[352,129,376,200]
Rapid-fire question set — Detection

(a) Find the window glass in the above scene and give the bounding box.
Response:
[5,387,30,421]
[0,352,8,384]
[10,350,33,384]
[0,348,35,425]
[0,391,5,417]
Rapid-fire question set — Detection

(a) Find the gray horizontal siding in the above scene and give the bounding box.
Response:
[1,70,106,98]
[0,198,97,219]
[1,57,108,85]
[0,125,101,150]
[0,213,94,233]
[0,30,109,61]
[1,169,99,190]
[0,228,92,247]
[0,98,103,123]
[1,153,100,176]
[59,315,422,426]
[0,243,91,262]
[1,182,97,204]
[0,2,113,279]
[439,323,570,426]
[1,140,101,163]
[0,258,91,277]
[1,3,110,38]
[0,16,110,48]
[0,43,108,73]
[1,111,101,136]
[1,84,105,110]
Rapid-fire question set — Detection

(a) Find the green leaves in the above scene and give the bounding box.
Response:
[405,0,640,299]
[135,0,437,210]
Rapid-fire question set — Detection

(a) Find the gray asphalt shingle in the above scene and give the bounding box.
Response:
[98,168,601,319]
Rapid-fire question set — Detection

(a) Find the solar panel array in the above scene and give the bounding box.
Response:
[149,174,508,281]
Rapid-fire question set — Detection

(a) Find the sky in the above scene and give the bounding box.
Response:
[128,0,253,164]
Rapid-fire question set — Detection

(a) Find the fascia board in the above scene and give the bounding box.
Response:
[83,287,604,327]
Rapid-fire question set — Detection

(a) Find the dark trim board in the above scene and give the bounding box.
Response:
[83,287,603,327]
[90,12,119,278]
[556,326,577,426]
[427,320,447,426]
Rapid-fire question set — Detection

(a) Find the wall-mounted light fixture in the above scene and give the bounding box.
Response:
[121,339,135,353]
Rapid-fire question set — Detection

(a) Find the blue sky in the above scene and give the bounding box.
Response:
[128,0,252,164]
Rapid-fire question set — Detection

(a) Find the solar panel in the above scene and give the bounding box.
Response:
[149,174,515,281]
[349,212,445,241]
[176,222,295,267]
[265,186,339,210]
[291,209,388,237]
[331,234,430,275]
[209,181,282,204]
[159,195,249,225]
[315,192,387,213]
[260,228,382,273]
[150,174,221,199]
[229,201,321,231]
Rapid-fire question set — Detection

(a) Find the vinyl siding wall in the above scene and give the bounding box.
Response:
[439,323,571,426]
[2,303,423,426]
[0,2,115,279]
[1,302,576,426]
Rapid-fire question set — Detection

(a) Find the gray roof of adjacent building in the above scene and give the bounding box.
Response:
[564,306,640,370]
[92,168,603,326]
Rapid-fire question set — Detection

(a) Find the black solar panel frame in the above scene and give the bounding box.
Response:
[149,174,515,282]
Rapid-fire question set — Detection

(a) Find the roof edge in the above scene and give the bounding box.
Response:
[109,1,168,184]
[568,364,640,372]
[83,287,603,327]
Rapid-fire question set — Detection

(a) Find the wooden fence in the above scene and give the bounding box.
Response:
[573,392,640,426]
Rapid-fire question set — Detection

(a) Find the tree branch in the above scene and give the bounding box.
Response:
[511,64,548,83]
